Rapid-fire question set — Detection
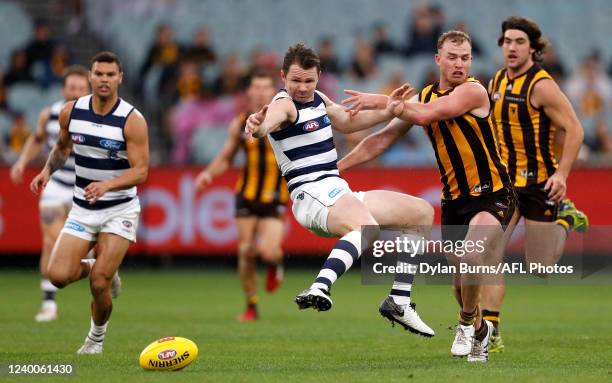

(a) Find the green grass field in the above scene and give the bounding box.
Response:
[1,268,611,382]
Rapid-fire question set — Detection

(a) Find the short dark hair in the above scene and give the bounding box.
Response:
[282,43,320,73]
[90,51,122,72]
[437,30,471,51]
[62,65,89,85]
[498,16,548,62]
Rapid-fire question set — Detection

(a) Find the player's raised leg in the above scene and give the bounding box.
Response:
[295,192,379,311]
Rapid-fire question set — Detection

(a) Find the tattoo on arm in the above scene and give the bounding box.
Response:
[45,147,69,174]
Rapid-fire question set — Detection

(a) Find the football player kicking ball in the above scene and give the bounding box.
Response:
[246,43,436,337]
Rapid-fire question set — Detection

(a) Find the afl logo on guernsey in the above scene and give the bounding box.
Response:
[304,120,319,132]
[71,134,86,143]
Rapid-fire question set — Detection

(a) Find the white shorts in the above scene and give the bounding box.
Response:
[291,176,365,237]
[61,197,141,243]
[39,179,74,210]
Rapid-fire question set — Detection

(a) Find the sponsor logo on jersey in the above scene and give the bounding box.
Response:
[65,220,85,232]
[328,188,343,198]
[158,349,177,360]
[99,139,122,150]
[71,134,86,144]
[493,92,501,101]
[473,181,491,193]
[122,220,133,229]
[304,120,320,132]
[323,115,331,125]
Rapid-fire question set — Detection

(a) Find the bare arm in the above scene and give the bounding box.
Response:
[195,116,242,191]
[318,91,395,134]
[531,78,584,201]
[337,117,413,171]
[30,102,74,194]
[394,82,489,125]
[10,107,49,183]
[245,98,297,139]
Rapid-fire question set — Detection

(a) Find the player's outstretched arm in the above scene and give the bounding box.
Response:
[195,116,242,191]
[393,81,488,125]
[337,117,412,171]
[532,79,584,201]
[246,98,295,139]
[30,102,74,194]
[83,110,149,203]
[11,107,50,184]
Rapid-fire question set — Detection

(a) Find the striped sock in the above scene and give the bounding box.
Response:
[87,317,108,343]
[389,234,422,305]
[482,309,500,332]
[41,278,58,302]
[311,231,362,292]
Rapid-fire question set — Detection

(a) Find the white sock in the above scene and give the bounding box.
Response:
[87,317,108,343]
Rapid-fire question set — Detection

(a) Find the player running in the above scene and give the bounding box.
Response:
[195,71,288,321]
[481,16,589,353]
[10,66,90,322]
[338,31,515,362]
[246,43,436,337]
[30,51,149,354]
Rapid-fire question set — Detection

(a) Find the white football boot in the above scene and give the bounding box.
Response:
[451,323,474,356]
[35,301,58,322]
[77,338,103,354]
[111,271,122,299]
[467,320,494,362]
[378,297,435,337]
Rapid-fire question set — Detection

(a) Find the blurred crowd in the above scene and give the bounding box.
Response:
[1,3,611,167]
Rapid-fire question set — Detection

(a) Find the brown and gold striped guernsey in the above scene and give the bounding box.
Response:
[490,65,557,187]
[235,113,289,204]
[419,78,511,200]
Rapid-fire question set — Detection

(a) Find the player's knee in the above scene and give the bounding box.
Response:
[258,245,282,263]
[47,267,70,289]
[89,272,112,296]
[238,241,256,257]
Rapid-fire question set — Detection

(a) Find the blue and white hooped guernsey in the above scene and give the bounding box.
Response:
[268,89,340,196]
[46,100,76,188]
[68,95,136,210]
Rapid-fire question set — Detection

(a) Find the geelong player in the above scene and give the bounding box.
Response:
[338,31,515,362]
[10,66,90,322]
[195,72,288,321]
[481,16,589,352]
[30,51,149,354]
[246,43,436,337]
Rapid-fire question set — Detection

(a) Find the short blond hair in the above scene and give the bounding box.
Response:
[437,30,471,51]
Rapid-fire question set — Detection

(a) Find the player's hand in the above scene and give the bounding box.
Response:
[544,171,567,202]
[245,105,268,141]
[342,90,387,117]
[84,181,111,204]
[10,161,26,184]
[194,171,213,192]
[386,83,416,117]
[30,168,50,195]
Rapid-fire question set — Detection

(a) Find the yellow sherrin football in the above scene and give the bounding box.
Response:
[139,337,198,371]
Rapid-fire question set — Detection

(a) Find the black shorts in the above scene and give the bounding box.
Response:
[441,188,517,242]
[235,195,286,219]
[515,182,558,222]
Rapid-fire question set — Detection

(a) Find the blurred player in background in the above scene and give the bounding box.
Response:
[195,72,288,321]
[482,16,589,353]
[339,31,515,362]
[246,43,435,337]
[30,51,149,354]
[10,65,90,322]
